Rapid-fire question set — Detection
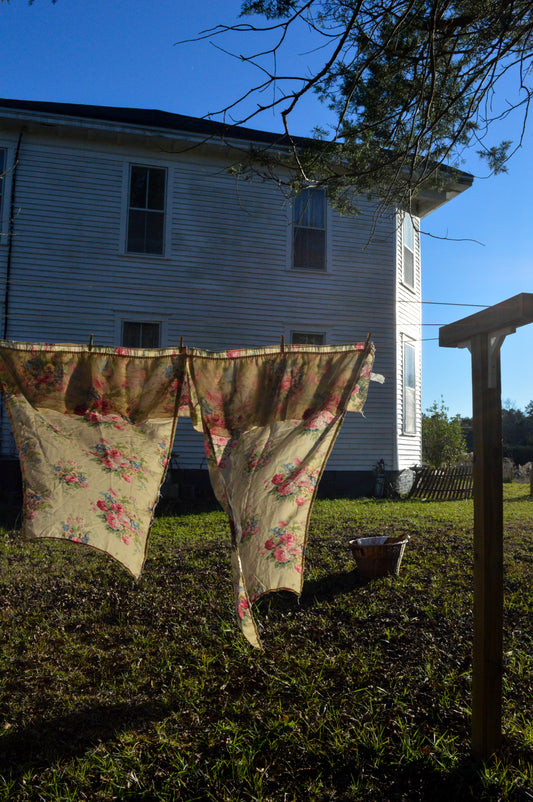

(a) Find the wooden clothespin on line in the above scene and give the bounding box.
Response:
[280,335,285,353]
[179,336,187,354]
[88,333,94,352]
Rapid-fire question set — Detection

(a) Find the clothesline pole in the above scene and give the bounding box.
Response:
[440,292,533,761]
[469,330,504,759]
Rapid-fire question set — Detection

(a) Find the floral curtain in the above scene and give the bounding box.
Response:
[186,342,375,647]
[0,340,374,648]
[0,342,186,577]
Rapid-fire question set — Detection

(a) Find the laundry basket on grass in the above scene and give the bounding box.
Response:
[349,535,409,579]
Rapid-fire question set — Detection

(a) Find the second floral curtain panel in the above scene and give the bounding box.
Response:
[187,342,375,647]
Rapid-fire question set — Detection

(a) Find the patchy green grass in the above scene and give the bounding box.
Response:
[0,485,532,801]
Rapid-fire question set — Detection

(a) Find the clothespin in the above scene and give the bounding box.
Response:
[280,335,285,353]
[88,333,94,352]
[179,336,186,354]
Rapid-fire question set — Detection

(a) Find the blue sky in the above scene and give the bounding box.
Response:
[1,0,532,417]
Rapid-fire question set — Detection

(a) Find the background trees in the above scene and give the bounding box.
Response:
[423,399,533,467]
[422,398,466,468]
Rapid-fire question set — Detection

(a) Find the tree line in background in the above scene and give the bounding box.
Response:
[422,398,533,468]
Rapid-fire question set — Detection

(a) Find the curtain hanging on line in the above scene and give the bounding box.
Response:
[0,340,375,647]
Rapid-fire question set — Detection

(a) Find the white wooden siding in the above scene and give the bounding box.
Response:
[0,128,400,471]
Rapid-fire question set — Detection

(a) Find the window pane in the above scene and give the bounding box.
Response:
[295,188,325,228]
[145,210,164,254]
[403,248,414,288]
[147,168,165,210]
[130,166,148,209]
[140,322,160,348]
[292,332,325,345]
[294,228,326,270]
[122,321,141,348]
[404,342,416,389]
[127,210,164,254]
[404,387,416,434]
[0,149,5,212]
[127,210,147,253]
[403,342,416,433]
[122,321,160,348]
[403,214,415,251]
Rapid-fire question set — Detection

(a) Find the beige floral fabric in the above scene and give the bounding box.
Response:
[0,340,374,648]
[0,342,186,577]
[187,343,375,647]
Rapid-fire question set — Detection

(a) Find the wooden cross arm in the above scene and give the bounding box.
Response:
[439,293,533,348]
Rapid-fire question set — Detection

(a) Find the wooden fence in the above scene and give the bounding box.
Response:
[408,464,473,501]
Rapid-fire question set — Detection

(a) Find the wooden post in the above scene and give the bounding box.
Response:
[470,333,504,758]
[439,293,533,761]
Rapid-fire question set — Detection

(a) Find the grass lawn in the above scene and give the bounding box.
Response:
[0,484,532,801]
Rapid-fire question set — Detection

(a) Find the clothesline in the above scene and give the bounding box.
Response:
[0,339,375,648]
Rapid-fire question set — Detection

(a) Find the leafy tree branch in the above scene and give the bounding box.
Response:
[192,0,533,212]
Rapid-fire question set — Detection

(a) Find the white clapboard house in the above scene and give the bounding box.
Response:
[0,99,472,497]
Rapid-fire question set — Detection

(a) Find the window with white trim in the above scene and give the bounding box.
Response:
[403,340,416,434]
[291,331,325,346]
[402,214,416,289]
[0,148,5,235]
[121,320,161,348]
[126,165,166,255]
[293,188,326,270]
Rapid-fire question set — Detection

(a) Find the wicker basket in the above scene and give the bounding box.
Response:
[349,535,409,579]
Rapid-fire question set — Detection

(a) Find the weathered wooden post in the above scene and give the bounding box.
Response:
[440,293,533,760]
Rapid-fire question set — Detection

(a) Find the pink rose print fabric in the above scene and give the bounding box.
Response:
[187,342,375,648]
[0,340,374,649]
[0,342,186,577]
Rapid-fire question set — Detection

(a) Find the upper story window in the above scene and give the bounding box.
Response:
[291,331,325,346]
[293,188,326,271]
[402,214,416,289]
[122,320,161,349]
[126,165,166,255]
[403,339,416,434]
[0,148,6,233]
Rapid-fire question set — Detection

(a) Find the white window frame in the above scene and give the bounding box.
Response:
[402,213,417,291]
[114,313,168,349]
[120,162,172,258]
[290,188,331,272]
[402,338,417,435]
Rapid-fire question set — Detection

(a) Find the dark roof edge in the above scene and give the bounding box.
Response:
[0,97,296,147]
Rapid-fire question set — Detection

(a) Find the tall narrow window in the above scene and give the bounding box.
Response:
[122,321,160,348]
[402,214,416,289]
[126,165,166,255]
[291,331,325,346]
[293,188,326,270]
[0,149,5,230]
[403,340,416,434]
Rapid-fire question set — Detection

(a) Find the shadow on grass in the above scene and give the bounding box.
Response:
[504,492,533,503]
[301,568,369,605]
[0,700,170,779]
[1,699,531,800]
[254,568,368,617]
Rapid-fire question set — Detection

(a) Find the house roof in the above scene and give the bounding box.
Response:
[0,97,292,147]
[0,98,473,216]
